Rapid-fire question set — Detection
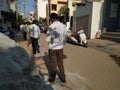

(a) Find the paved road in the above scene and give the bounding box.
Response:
[17,33,120,90]
[64,42,120,90]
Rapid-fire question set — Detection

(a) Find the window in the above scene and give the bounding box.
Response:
[110,3,118,18]
[52,4,57,11]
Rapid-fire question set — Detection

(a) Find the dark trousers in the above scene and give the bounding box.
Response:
[23,31,27,40]
[49,49,66,81]
[31,37,40,54]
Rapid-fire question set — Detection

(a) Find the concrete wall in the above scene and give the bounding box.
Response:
[0,0,8,11]
[73,2,104,39]
[73,3,92,38]
[9,1,17,12]
[50,0,67,14]
[37,0,48,19]
[67,0,76,30]
[0,0,9,21]
[91,2,104,39]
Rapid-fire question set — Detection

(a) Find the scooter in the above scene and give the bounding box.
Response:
[77,30,88,47]
[66,29,88,47]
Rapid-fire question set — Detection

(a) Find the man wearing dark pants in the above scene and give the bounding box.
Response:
[30,20,41,55]
[49,49,65,82]
[31,37,40,54]
[45,13,67,83]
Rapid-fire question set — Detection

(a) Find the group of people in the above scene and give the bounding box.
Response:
[21,20,41,55]
[21,13,67,84]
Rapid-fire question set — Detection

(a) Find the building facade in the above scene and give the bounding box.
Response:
[50,0,67,14]
[66,0,120,39]
[34,0,48,20]
[103,0,120,32]
[46,0,67,25]
[71,0,104,39]
[0,0,17,29]
[29,11,34,23]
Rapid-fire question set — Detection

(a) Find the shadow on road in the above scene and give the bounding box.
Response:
[67,42,88,48]
[42,52,52,78]
[29,55,54,90]
[109,54,120,67]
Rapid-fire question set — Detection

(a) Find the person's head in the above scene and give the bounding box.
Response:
[32,20,37,24]
[50,13,59,22]
[27,21,30,25]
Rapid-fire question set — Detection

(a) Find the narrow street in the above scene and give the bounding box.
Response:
[16,33,120,90]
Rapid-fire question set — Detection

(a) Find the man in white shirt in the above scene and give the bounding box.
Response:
[30,20,41,55]
[46,13,67,83]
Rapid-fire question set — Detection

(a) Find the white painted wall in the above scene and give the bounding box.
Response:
[90,2,103,39]
[10,1,17,12]
[72,1,104,39]
[67,0,76,30]
[37,0,48,20]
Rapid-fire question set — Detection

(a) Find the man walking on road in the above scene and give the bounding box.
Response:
[30,20,41,55]
[45,13,67,83]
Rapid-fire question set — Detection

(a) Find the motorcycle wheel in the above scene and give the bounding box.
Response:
[83,42,88,48]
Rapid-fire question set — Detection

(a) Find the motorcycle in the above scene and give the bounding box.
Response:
[66,29,88,47]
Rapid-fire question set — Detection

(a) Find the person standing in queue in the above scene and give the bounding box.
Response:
[30,20,41,56]
[45,13,67,83]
